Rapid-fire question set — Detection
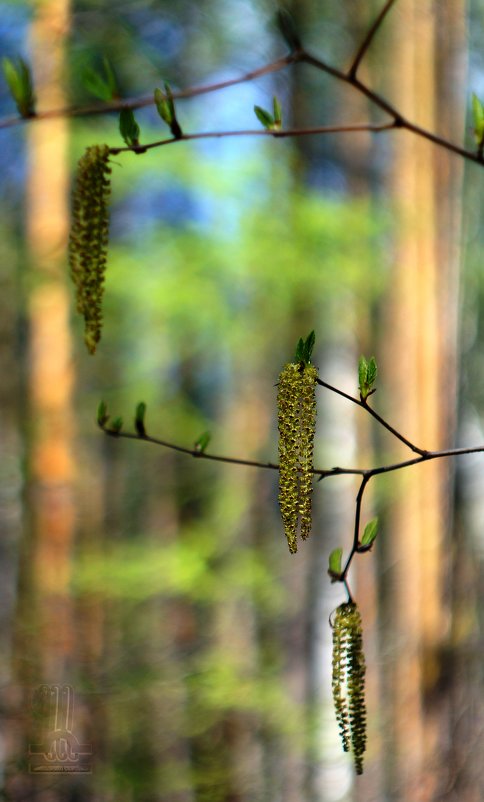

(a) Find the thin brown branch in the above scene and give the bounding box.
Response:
[2,36,481,169]
[300,51,400,118]
[102,425,367,478]
[109,122,397,155]
[348,0,399,79]
[316,377,426,455]
[0,54,296,131]
[102,427,280,471]
[360,399,427,455]
[342,475,370,580]
[300,50,484,167]
[101,422,484,481]
[105,415,484,594]
[337,441,484,586]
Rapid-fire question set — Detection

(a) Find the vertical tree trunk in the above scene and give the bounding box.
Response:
[24,0,74,682]
[383,2,465,798]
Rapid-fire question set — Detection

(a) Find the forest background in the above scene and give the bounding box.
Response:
[1,0,484,801]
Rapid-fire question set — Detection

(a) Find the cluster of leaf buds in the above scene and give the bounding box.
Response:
[2,57,35,117]
[277,332,317,553]
[331,602,367,774]
[68,144,111,354]
[154,83,183,139]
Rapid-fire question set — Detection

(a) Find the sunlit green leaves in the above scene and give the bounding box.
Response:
[294,330,315,365]
[194,431,211,453]
[109,416,123,434]
[254,96,283,131]
[119,108,140,147]
[328,547,343,582]
[358,355,377,400]
[273,96,282,128]
[97,400,109,427]
[154,83,183,139]
[2,56,35,117]
[135,401,147,436]
[472,93,484,149]
[359,518,378,551]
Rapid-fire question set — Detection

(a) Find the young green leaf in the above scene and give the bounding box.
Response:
[194,431,211,453]
[97,400,109,427]
[2,56,35,117]
[254,105,274,130]
[134,402,147,436]
[273,95,282,129]
[294,331,316,365]
[82,57,118,102]
[294,337,305,362]
[328,547,343,581]
[358,355,377,400]
[472,93,484,147]
[110,417,123,434]
[366,356,377,387]
[358,356,368,394]
[303,330,316,363]
[154,87,172,125]
[119,108,140,147]
[154,83,182,138]
[359,518,378,551]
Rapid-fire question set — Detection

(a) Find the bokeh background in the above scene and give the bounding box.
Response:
[1,1,484,800]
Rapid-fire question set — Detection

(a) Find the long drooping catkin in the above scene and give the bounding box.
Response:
[332,602,367,774]
[277,362,317,553]
[68,144,111,354]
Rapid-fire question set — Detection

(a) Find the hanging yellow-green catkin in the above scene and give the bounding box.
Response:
[68,144,111,354]
[277,361,318,553]
[332,602,367,774]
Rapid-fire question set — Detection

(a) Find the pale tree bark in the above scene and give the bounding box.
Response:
[23,0,74,682]
[382,2,465,799]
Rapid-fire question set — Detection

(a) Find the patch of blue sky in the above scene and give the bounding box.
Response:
[108,69,282,245]
[0,2,30,114]
[0,3,31,194]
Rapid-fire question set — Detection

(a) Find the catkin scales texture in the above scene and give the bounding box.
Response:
[68,144,111,354]
[332,602,367,774]
[277,362,317,553]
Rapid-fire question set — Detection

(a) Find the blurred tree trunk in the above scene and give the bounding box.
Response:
[17,0,74,685]
[284,3,384,800]
[382,2,465,799]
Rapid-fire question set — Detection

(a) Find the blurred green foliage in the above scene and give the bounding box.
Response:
[0,2,391,796]
[66,115,386,797]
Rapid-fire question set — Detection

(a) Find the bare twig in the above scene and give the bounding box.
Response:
[109,122,397,155]
[341,475,371,583]
[348,0,400,79]
[316,377,426,455]
[100,421,484,480]
[301,49,484,166]
[102,426,280,471]
[2,23,482,168]
[0,54,296,131]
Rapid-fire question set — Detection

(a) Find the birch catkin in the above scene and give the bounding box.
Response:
[332,602,367,774]
[277,362,317,553]
[69,144,111,354]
